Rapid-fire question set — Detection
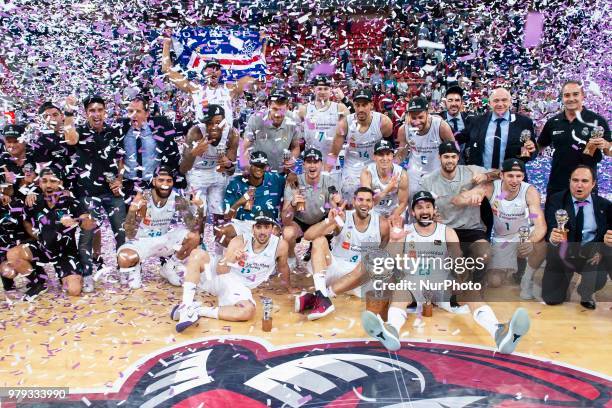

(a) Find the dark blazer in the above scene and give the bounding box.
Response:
[437,111,475,145]
[463,111,536,167]
[544,189,611,244]
[119,116,183,186]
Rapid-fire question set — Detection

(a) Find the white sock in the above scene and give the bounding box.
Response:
[182,282,197,305]
[326,286,336,298]
[200,306,219,319]
[387,306,407,334]
[522,264,536,282]
[119,265,140,275]
[473,305,500,339]
[313,272,327,295]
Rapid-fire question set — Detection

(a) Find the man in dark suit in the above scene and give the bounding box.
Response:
[438,86,475,165]
[120,95,182,202]
[463,87,537,169]
[542,165,611,310]
[438,85,474,146]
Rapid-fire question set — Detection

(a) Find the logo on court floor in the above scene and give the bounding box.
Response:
[33,338,611,407]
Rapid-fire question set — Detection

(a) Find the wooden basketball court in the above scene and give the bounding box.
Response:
[1,257,610,407]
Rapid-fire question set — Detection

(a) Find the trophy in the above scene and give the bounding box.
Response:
[261,297,273,332]
[216,145,227,173]
[520,130,532,143]
[555,209,569,241]
[296,186,306,212]
[583,126,604,156]
[244,186,256,211]
[518,225,530,243]
[282,149,292,162]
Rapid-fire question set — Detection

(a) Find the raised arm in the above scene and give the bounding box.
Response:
[179,125,204,175]
[124,192,146,240]
[63,96,79,146]
[161,38,198,94]
[395,124,408,163]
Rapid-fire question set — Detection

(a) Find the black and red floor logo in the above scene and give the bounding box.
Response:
[11,337,612,407]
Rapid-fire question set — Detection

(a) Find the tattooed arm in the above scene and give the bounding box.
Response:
[125,192,146,240]
[176,195,203,233]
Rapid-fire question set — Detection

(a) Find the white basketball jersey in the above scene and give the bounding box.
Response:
[303,101,340,158]
[192,84,233,137]
[343,112,383,177]
[405,115,443,191]
[366,162,404,216]
[489,180,531,239]
[187,124,230,188]
[402,222,448,277]
[331,210,382,263]
[230,233,280,289]
[138,190,178,238]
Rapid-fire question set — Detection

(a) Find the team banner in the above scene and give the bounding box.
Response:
[168,27,267,81]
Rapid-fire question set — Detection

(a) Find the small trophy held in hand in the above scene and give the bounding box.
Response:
[296,186,306,212]
[555,209,569,241]
[520,129,532,144]
[216,145,227,173]
[520,130,532,157]
[244,186,256,211]
[583,126,604,156]
[518,225,530,243]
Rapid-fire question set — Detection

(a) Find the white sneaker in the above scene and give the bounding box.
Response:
[171,301,202,321]
[161,259,183,286]
[128,268,142,289]
[176,303,200,333]
[82,276,95,293]
[361,310,401,351]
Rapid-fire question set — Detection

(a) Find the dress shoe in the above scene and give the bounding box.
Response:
[580,300,596,310]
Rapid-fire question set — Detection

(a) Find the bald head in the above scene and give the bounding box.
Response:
[490,88,512,116]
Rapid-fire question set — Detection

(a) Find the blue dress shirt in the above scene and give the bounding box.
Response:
[484,111,510,169]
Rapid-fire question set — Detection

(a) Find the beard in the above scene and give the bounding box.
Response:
[155,186,172,198]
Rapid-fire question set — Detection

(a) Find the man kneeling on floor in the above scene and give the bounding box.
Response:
[171,210,295,332]
[116,166,202,289]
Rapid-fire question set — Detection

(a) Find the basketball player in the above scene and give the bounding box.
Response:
[452,158,546,299]
[170,210,294,332]
[117,166,202,289]
[295,187,390,320]
[296,75,349,160]
[362,191,531,354]
[396,97,455,196]
[0,167,96,300]
[179,104,239,243]
[327,89,393,202]
[360,139,409,218]
[162,38,254,133]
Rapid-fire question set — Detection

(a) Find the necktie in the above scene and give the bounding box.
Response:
[135,131,143,180]
[491,117,504,169]
[574,201,585,243]
[450,117,459,133]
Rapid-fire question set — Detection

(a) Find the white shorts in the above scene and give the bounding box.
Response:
[197,256,255,306]
[119,227,189,261]
[489,227,534,270]
[189,182,227,215]
[230,219,256,237]
[307,254,363,298]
